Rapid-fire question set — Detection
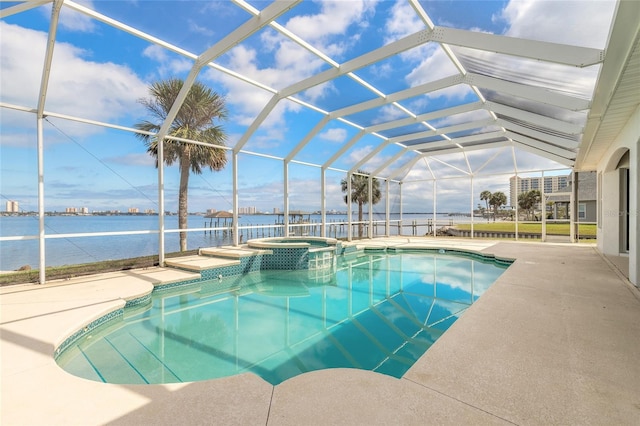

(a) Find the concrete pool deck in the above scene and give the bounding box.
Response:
[2,238,639,425]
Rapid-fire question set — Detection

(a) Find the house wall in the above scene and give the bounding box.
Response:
[597,105,640,286]
[579,200,597,223]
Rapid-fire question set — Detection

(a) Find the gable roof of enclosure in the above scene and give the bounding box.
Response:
[1,0,638,181]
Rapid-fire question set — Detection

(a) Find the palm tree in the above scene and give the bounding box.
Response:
[480,190,492,219]
[341,170,381,238]
[489,191,507,221]
[135,78,227,252]
[518,189,541,220]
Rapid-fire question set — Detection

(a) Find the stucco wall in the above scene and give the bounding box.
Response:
[596,105,640,286]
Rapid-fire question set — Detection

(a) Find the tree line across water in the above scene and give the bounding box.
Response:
[479,189,543,221]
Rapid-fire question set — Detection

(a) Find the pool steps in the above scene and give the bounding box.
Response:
[165,246,271,272]
[165,255,240,271]
[200,246,273,259]
[165,239,344,275]
[164,241,389,275]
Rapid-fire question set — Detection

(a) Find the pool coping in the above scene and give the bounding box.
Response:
[2,237,639,425]
[247,236,340,249]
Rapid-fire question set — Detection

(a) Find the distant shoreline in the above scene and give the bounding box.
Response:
[1,211,472,217]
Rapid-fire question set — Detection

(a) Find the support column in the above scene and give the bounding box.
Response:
[511,148,519,241]
[35,0,63,283]
[570,170,577,243]
[368,174,373,239]
[470,176,474,239]
[158,141,165,264]
[630,143,639,286]
[575,171,580,240]
[347,172,352,241]
[541,171,546,242]
[385,179,390,237]
[432,180,437,237]
[37,117,46,284]
[399,181,403,236]
[232,152,239,246]
[321,168,326,237]
[284,160,290,237]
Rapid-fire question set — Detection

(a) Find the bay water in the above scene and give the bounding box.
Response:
[0,213,466,270]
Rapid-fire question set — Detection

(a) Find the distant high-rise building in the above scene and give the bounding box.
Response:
[65,207,78,213]
[206,208,217,214]
[509,175,570,206]
[239,206,257,214]
[80,207,89,214]
[273,207,280,214]
[5,200,19,212]
[128,207,139,214]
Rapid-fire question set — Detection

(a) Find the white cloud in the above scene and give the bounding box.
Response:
[285,0,375,54]
[384,0,426,42]
[0,22,148,138]
[202,0,379,137]
[404,45,460,86]
[347,145,373,161]
[513,147,569,172]
[142,45,194,77]
[202,48,275,126]
[497,0,616,48]
[106,153,156,167]
[55,1,97,33]
[319,128,347,143]
[204,42,313,131]
[367,61,394,80]
[188,19,215,37]
[0,130,35,148]
[400,83,474,117]
[372,104,408,124]
[383,3,467,102]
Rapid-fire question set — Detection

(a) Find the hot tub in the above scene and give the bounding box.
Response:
[247,237,340,270]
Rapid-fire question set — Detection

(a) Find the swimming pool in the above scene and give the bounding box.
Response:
[56,251,510,385]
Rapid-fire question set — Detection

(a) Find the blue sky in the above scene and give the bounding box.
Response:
[0,0,616,214]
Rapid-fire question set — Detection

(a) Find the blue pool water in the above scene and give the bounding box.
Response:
[56,251,509,385]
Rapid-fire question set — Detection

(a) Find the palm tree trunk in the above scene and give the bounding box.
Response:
[178,154,190,252]
[358,202,364,238]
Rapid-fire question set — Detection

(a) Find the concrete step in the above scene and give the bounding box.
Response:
[199,246,272,259]
[164,255,240,272]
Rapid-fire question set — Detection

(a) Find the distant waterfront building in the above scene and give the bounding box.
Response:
[80,207,89,214]
[128,207,139,214]
[273,207,280,214]
[509,175,569,206]
[65,207,78,213]
[545,172,597,222]
[239,206,257,214]
[5,200,19,213]
[206,209,217,215]
[145,209,155,214]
